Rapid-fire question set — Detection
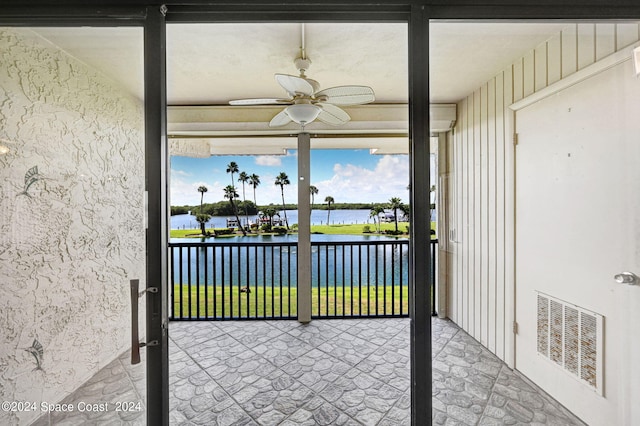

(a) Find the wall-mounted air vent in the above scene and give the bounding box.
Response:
[536,292,603,395]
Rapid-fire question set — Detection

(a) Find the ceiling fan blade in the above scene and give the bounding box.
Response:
[316,103,351,125]
[269,109,293,127]
[315,86,375,105]
[229,98,291,106]
[275,74,314,96]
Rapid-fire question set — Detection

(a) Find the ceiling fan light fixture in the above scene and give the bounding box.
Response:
[285,104,321,125]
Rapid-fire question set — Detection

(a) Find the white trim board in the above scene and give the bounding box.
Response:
[510,42,640,112]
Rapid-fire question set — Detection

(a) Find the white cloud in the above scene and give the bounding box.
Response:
[170,155,410,207]
[255,155,282,166]
[169,173,226,206]
[172,169,192,177]
[313,155,409,204]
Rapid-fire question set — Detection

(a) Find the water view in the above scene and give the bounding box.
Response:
[171,210,379,229]
[171,234,409,288]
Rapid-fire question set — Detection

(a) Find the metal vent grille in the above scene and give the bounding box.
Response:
[536,292,603,394]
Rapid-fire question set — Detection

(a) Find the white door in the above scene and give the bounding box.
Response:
[514,58,640,425]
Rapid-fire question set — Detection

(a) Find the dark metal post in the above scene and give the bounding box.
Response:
[144,5,169,425]
[409,5,432,425]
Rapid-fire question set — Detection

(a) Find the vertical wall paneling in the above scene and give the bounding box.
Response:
[535,42,548,92]
[547,36,562,85]
[452,101,460,323]
[523,50,535,97]
[487,77,497,353]
[577,23,596,70]
[504,97,515,368]
[596,24,616,61]
[562,25,578,78]
[449,132,458,321]
[513,58,524,102]
[464,97,471,331]
[473,89,482,339]
[446,22,639,365]
[480,83,489,346]
[455,100,467,326]
[616,23,640,50]
[496,70,507,361]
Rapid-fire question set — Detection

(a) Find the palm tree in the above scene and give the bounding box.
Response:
[325,195,334,225]
[389,197,403,232]
[370,204,385,234]
[274,172,290,230]
[238,171,250,230]
[259,206,278,227]
[309,185,319,213]
[249,173,260,207]
[196,185,209,235]
[223,185,246,236]
[226,161,239,187]
[399,203,411,222]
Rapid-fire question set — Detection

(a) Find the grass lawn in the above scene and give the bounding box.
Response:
[311,222,410,235]
[169,222,437,239]
[171,283,409,319]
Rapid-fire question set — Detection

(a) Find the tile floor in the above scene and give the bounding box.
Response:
[32,318,585,425]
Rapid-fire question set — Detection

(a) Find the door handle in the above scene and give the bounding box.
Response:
[130,279,141,364]
[130,279,159,364]
[614,272,638,285]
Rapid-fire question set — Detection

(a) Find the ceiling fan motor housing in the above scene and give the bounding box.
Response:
[294,57,312,74]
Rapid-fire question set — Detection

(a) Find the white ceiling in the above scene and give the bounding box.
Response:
[31,22,570,105]
[28,22,570,154]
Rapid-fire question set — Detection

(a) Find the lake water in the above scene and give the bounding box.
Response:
[171,210,378,229]
[170,234,410,289]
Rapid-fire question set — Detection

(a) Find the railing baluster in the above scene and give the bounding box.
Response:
[279,244,283,318]
[167,240,421,322]
[221,246,225,319]
[213,245,217,319]
[170,247,175,320]
[383,243,387,316]
[375,244,379,316]
[317,243,321,316]
[245,246,250,318]
[367,246,371,316]
[254,245,258,319]
[350,245,354,317]
[333,243,337,317]
[342,245,345,317]
[196,245,200,319]
[399,242,403,315]
[270,245,274,318]
[325,245,329,317]
[391,242,395,316]
[287,243,291,318]
[262,245,266,319]
[179,246,183,320]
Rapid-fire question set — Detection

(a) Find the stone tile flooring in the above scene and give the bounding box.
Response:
[32,318,586,425]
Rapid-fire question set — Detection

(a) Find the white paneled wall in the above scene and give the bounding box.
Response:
[445,23,640,363]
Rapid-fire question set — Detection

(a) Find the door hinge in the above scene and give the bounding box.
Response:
[513,321,519,334]
[513,133,519,146]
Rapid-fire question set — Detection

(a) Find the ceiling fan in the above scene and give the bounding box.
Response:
[229,33,375,128]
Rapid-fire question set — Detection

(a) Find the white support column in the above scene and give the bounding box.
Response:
[297,132,311,323]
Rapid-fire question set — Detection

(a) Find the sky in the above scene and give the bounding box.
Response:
[170,149,430,207]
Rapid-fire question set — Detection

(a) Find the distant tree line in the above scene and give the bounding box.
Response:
[171,201,394,215]
[171,201,258,217]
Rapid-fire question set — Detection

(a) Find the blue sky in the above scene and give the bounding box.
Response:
[170,149,419,206]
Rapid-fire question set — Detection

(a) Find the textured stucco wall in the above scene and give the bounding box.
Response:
[0,28,145,425]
